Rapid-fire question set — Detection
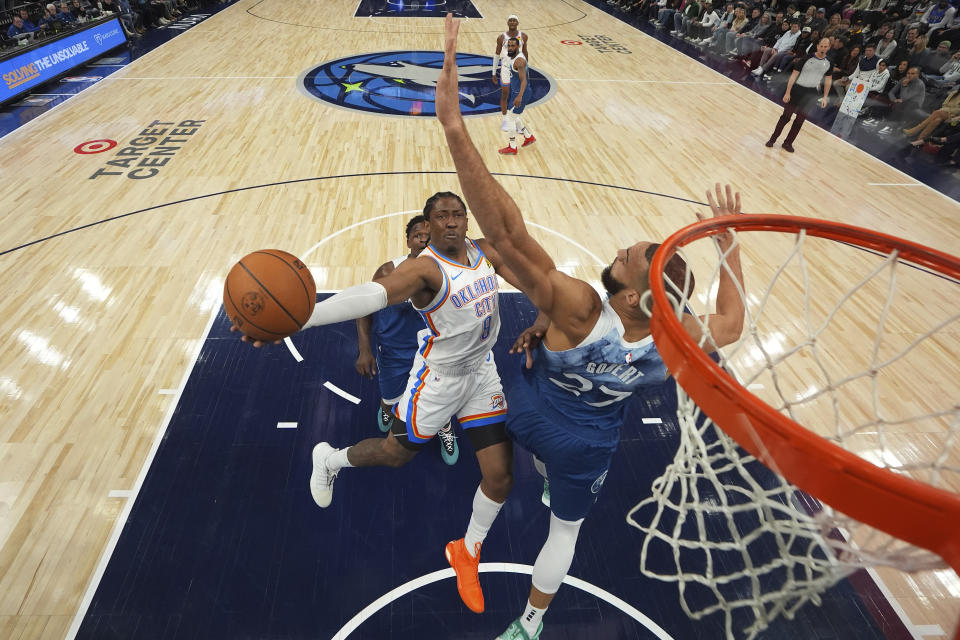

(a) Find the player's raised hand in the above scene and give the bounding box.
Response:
[436,13,463,128]
[697,183,742,250]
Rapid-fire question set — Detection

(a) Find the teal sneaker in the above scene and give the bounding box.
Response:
[438,422,459,465]
[377,406,394,433]
[541,479,550,508]
[496,618,543,639]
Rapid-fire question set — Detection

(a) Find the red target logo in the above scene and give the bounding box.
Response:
[74,139,117,154]
[561,40,583,45]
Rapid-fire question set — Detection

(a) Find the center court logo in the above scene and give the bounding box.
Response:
[298,51,556,117]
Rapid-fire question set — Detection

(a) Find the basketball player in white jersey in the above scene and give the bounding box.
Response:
[492,14,528,132]
[354,215,460,466]
[437,14,746,639]
[235,191,525,616]
[499,37,536,155]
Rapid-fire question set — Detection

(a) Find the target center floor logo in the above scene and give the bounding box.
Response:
[298,51,556,117]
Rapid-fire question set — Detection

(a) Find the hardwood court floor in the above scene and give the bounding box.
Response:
[0,1,957,638]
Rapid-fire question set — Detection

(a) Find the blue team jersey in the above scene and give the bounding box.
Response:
[373,301,424,365]
[521,299,668,443]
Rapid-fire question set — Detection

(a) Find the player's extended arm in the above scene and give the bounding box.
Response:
[436,15,599,335]
[302,259,431,330]
[680,184,745,350]
[492,35,502,79]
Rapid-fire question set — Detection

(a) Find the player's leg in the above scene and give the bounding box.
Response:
[513,82,535,147]
[445,359,512,613]
[309,430,419,508]
[445,427,512,614]
[311,356,455,507]
[375,354,407,433]
[498,423,615,639]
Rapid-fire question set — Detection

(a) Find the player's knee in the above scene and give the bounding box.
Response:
[382,443,416,468]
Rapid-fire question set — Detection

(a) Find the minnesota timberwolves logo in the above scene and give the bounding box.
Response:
[298,51,556,117]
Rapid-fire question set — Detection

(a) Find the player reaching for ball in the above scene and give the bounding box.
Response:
[354,214,460,465]
[435,13,748,639]
[231,191,524,615]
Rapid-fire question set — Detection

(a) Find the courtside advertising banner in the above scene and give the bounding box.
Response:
[1,18,127,103]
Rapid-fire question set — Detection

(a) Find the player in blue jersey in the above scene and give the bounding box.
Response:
[355,215,459,465]
[436,14,747,640]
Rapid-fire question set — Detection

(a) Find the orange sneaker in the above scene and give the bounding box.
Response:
[498,145,517,155]
[445,538,484,613]
[521,135,536,147]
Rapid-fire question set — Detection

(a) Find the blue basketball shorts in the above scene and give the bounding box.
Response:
[508,80,530,114]
[505,394,617,521]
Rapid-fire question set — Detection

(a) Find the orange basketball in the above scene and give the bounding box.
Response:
[223,249,317,342]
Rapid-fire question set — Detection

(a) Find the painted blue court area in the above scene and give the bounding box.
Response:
[355,0,482,19]
[78,293,893,639]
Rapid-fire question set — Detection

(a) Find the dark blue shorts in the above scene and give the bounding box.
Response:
[376,352,414,403]
[508,80,530,114]
[506,393,617,521]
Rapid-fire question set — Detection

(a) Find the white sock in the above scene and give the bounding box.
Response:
[464,486,504,555]
[520,601,547,635]
[326,447,353,472]
[509,136,517,149]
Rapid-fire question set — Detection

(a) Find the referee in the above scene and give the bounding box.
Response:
[765,37,833,153]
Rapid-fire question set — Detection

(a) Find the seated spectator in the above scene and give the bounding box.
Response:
[70,0,93,20]
[810,7,828,34]
[695,2,736,45]
[752,20,802,76]
[823,12,845,39]
[903,87,960,140]
[708,3,747,51]
[57,2,77,22]
[925,50,960,86]
[832,42,862,88]
[671,0,703,37]
[920,0,955,38]
[880,66,926,132]
[655,0,683,30]
[687,1,721,40]
[724,5,761,51]
[775,25,817,71]
[891,27,920,66]
[837,42,882,94]
[731,10,774,57]
[828,35,849,63]
[39,3,63,31]
[7,16,39,38]
[921,40,955,75]
[875,27,897,59]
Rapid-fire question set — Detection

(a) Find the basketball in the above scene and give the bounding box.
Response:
[223,249,317,342]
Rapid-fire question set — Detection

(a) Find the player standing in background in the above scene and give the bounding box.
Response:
[355,214,459,465]
[436,14,747,639]
[492,14,529,132]
[498,37,536,155]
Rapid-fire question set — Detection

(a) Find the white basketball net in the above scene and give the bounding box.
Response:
[627,226,960,640]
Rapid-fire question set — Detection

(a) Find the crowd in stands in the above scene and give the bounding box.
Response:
[1,0,229,48]
[606,0,960,166]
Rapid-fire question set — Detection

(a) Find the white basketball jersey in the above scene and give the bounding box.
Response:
[414,239,501,370]
[498,31,524,83]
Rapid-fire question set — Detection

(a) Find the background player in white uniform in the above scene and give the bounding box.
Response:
[436,15,747,640]
[499,37,536,155]
[354,214,459,465]
[235,192,527,616]
[492,15,528,132]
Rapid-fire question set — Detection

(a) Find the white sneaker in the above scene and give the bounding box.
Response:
[310,442,337,508]
[751,67,763,76]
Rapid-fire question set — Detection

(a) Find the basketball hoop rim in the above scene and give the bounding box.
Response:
[648,213,960,573]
